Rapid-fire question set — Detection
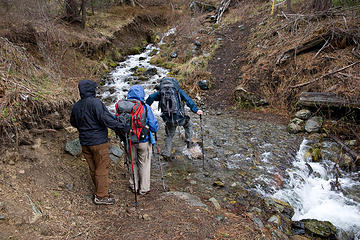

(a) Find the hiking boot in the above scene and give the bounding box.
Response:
[93,195,115,205]
[139,190,150,196]
[186,141,194,149]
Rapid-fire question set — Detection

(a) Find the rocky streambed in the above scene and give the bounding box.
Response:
[96,28,360,239]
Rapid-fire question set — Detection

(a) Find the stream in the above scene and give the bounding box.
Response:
[99,29,360,239]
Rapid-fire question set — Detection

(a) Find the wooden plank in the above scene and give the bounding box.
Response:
[298,92,360,108]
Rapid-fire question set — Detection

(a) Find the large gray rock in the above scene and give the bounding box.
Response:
[65,138,81,156]
[109,145,123,164]
[295,109,311,120]
[288,118,304,134]
[161,191,207,208]
[305,116,323,133]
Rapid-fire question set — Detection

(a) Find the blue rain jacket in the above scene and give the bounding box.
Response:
[70,80,127,146]
[127,85,159,143]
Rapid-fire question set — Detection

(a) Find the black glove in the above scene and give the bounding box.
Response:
[120,124,131,135]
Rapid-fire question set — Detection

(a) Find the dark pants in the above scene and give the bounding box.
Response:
[82,142,110,198]
[163,116,192,157]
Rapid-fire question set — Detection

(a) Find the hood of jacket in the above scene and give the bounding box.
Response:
[78,79,97,99]
[127,85,145,102]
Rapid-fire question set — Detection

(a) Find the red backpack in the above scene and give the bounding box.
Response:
[115,99,148,143]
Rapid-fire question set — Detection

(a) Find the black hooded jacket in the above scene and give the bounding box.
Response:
[70,80,126,146]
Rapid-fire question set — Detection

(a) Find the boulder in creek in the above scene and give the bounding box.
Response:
[143,68,158,77]
[295,109,312,120]
[65,138,81,156]
[305,116,323,133]
[288,118,305,134]
[301,219,337,238]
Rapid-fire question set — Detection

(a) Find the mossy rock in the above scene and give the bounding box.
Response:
[129,46,143,55]
[311,147,322,162]
[109,61,118,68]
[133,67,146,76]
[301,219,337,238]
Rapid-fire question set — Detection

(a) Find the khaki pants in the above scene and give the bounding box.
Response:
[82,142,110,198]
[128,142,152,193]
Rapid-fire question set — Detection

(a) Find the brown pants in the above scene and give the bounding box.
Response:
[82,142,110,198]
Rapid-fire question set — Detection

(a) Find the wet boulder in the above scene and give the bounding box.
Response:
[103,95,117,105]
[65,138,81,156]
[305,116,323,133]
[143,68,158,77]
[301,219,337,238]
[295,109,311,120]
[288,118,305,134]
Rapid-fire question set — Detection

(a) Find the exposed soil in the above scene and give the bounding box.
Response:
[1,0,360,239]
[0,129,265,239]
[206,21,253,110]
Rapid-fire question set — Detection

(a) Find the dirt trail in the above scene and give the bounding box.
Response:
[0,128,266,239]
[206,21,252,110]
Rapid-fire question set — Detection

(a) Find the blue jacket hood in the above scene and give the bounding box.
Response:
[78,80,97,99]
[127,85,145,102]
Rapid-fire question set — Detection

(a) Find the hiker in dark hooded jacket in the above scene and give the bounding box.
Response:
[70,79,129,205]
[146,77,202,159]
[120,85,158,195]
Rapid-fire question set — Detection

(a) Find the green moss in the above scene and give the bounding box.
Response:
[133,67,146,76]
[129,46,143,55]
[311,147,322,162]
[109,61,118,68]
[161,62,176,69]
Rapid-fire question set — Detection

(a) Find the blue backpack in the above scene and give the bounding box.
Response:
[159,77,184,123]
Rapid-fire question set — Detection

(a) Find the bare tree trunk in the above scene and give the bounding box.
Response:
[65,0,79,22]
[91,0,94,15]
[312,0,332,11]
[286,0,292,12]
[81,0,87,29]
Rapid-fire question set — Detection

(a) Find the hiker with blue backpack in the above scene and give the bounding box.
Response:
[146,77,203,160]
[115,85,158,200]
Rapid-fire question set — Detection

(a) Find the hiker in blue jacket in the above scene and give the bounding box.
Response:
[124,85,159,195]
[146,77,203,159]
[70,79,129,205]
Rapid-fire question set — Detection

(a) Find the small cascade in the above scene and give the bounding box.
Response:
[274,139,360,236]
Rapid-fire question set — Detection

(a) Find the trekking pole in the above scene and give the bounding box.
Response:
[128,133,138,207]
[155,133,166,191]
[200,114,205,169]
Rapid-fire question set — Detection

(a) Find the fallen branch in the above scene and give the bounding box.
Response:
[291,61,360,88]
[350,128,360,143]
[29,128,57,134]
[330,135,360,164]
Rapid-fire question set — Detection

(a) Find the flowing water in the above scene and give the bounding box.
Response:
[100,28,360,238]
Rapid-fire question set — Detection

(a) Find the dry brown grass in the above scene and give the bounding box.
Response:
[0,0,185,147]
[240,1,360,110]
